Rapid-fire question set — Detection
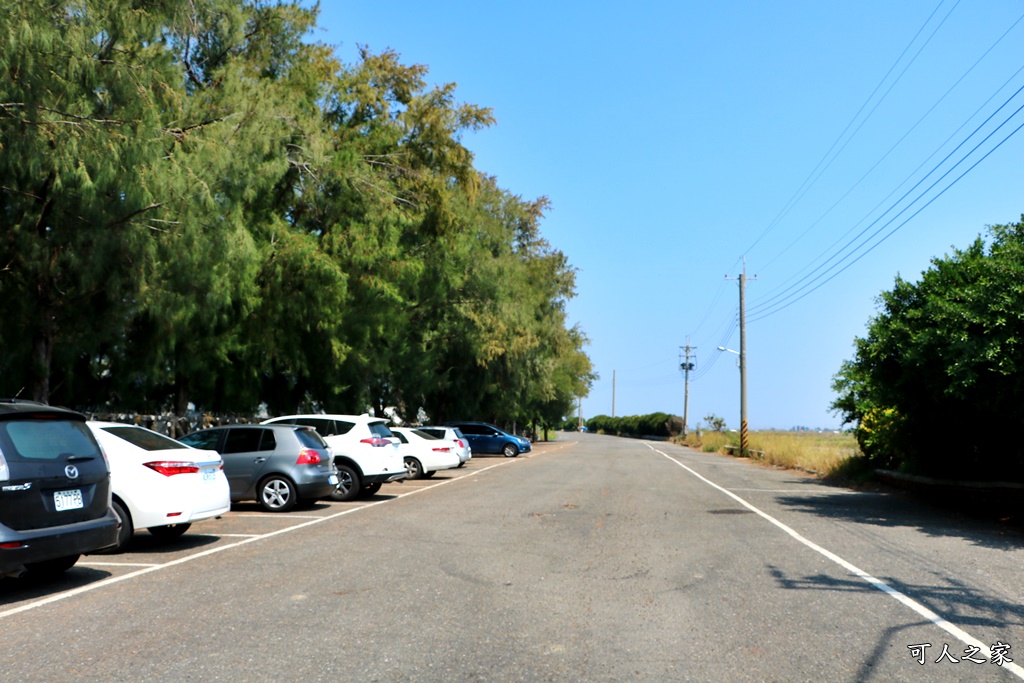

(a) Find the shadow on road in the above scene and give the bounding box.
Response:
[774,489,1024,551]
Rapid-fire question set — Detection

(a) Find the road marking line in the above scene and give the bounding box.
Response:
[648,442,1024,680]
[208,533,262,538]
[77,562,160,568]
[0,458,518,620]
[728,488,857,494]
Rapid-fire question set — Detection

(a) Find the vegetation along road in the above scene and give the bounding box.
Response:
[3,432,1022,682]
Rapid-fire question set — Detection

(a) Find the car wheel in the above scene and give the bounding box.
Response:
[25,555,80,579]
[422,470,436,478]
[258,475,298,512]
[360,482,382,497]
[96,498,133,554]
[404,456,423,480]
[330,465,361,502]
[502,443,519,458]
[148,523,191,540]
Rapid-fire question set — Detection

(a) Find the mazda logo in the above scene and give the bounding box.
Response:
[65,465,79,479]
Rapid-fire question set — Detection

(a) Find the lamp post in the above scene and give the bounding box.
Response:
[717,345,748,456]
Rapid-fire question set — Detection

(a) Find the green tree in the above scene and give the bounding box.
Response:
[832,219,1024,480]
[0,0,184,403]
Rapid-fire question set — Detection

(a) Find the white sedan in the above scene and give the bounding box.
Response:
[390,427,462,480]
[88,422,231,552]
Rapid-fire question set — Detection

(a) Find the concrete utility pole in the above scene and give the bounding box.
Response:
[612,369,616,418]
[680,343,695,437]
[739,267,748,456]
[724,262,754,455]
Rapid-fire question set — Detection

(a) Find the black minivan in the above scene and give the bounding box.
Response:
[0,400,119,579]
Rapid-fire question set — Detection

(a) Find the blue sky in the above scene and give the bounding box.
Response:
[312,1,1024,430]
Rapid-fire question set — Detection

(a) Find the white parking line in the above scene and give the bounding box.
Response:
[728,488,857,494]
[648,443,1024,680]
[0,458,520,620]
[211,533,262,538]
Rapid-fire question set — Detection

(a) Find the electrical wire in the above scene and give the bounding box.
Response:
[747,78,1024,321]
[742,0,955,256]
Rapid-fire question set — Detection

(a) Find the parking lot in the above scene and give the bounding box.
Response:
[0,447,551,615]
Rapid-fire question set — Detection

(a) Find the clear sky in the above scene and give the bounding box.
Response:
[312,1,1024,430]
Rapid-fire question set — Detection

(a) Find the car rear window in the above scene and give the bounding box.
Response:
[369,422,394,438]
[411,429,439,440]
[0,419,100,461]
[101,426,188,451]
[392,432,409,444]
[293,418,334,435]
[295,428,327,449]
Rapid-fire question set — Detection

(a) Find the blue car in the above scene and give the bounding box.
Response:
[443,421,532,458]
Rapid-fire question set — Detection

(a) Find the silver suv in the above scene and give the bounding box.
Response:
[261,414,406,501]
[0,400,119,579]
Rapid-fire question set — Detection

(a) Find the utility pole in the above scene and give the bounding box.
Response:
[726,262,754,456]
[739,267,748,456]
[679,343,695,437]
[612,369,616,418]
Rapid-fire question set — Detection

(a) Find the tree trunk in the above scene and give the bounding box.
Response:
[29,310,54,403]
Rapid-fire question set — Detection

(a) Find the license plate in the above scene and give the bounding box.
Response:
[201,467,218,482]
[54,489,83,512]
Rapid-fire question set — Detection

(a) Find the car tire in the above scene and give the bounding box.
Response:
[422,470,436,478]
[148,523,192,540]
[257,475,298,512]
[25,554,80,579]
[502,443,519,458]
[360,482,382,497]
[404,456,423,480]
[330,465,361,502]
[96,498,133,554]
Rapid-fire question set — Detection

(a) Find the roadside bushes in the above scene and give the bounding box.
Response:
[586,412,682,438]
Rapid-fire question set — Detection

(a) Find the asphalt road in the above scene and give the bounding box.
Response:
[2,433,1022,682]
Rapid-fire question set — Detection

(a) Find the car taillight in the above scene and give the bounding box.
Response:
[143,461,199,476]
[432,447,451,453]
[296,448,322,465]
[360,437,391,447]
[456,439,465,449]
[0,449,8,483]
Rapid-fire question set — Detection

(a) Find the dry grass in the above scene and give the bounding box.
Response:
[676,430,863,479]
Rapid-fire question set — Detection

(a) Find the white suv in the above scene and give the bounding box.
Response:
[261,414,405,501]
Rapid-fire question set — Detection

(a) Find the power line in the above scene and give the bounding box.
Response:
[747,76,1024,320]
[742,0,955,257]
[748,105,1024,322]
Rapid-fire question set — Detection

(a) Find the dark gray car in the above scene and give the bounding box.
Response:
[0,399,120,579]
[179,425,337,512]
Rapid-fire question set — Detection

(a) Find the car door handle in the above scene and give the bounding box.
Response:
[254,457,267,464]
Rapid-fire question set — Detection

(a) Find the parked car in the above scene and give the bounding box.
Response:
[0,399,119,579]
[443,421,532,457]
[261,414,406,501]
[178,425,337,512]
[87,421,231,552]
[417,425,472,466]
[390,427,462,480]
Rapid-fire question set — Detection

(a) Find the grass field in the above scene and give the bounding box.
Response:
[675,430,865,480]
